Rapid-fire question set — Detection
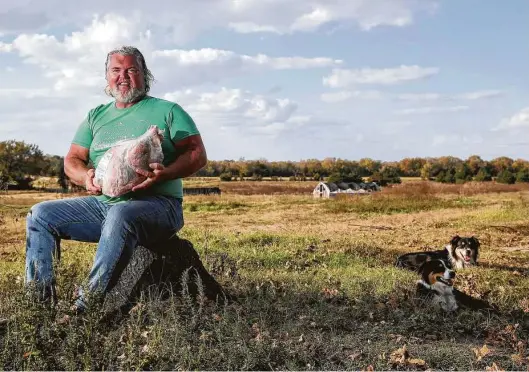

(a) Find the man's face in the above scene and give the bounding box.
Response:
[106,54,146,103]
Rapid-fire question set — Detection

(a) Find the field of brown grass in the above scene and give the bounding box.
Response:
[1,180,529,370]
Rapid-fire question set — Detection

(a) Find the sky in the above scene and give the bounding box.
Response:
[0,0,527,162]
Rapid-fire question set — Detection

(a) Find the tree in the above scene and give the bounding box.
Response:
[465,155,485,176]
[399,157,426,177]
[443,169,456,184]
[496,169,515,184]
[58,163,68,190]
[490,157,514,176]
[516,169,529,183]
[219,172,232,181]
[420,162,433,180]
[327,172,342,184]
[474,167,492,182]
[455,163,472,184]
[0,140,44,187]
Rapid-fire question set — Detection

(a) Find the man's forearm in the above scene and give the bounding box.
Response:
[162,148,207,181]
[64,157,90,186]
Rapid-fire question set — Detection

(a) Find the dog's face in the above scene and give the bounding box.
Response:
[449,235,479,266]
[419,259,455,288]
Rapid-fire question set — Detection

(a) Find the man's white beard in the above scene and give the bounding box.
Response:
[111,86,146,103]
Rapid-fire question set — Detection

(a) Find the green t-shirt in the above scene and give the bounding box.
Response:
[72,95,200,204]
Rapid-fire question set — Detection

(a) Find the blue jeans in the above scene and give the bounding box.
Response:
[25,195,184,308]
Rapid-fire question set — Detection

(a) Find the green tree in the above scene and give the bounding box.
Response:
[219,172,232,181]
[496,169,515,184]
[516,169,529,183]
[326,172,342,184]
[455,163,472,184]
[0,140,44,187]
[474,167,492,182]
[443,169,456,184]
[435,170,446,183]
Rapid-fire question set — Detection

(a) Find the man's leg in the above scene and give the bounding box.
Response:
[25,196,109,301]
[79,195,184,308]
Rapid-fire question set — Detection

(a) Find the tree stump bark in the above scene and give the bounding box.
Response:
[102,236,227,315]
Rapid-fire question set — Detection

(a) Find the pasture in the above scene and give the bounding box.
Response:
[1,180,529,370]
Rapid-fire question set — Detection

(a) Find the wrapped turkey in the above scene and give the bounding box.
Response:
[94,125,164,197]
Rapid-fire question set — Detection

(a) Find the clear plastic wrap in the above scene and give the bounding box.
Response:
[94,126,164,197]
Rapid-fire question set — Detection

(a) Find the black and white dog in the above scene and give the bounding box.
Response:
[416,259,495,313]
[396,235,480,271]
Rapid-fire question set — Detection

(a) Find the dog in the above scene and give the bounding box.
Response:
[416,259,495,313]
[396,235,480,271]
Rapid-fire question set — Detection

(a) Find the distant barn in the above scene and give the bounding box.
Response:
[183,187,221,196]
[313,181,380,198]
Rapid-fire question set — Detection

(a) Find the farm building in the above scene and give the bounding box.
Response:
[312,181,380,198]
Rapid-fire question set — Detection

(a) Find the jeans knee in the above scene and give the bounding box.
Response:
[103,205,135,235]
[26,201,59,237]
[28,201,50,224]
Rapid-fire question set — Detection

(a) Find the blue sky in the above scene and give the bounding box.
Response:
[0,0,527,162]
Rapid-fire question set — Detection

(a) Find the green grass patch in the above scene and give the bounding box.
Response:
[183,200,250,213]
[322,194,479,215]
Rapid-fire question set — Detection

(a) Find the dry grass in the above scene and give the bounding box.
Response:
[385,180,529,196]
[1,181,529,370]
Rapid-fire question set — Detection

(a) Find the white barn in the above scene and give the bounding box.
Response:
[312,181,380,198]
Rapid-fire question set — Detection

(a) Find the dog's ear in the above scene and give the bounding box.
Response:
[470,235,480,246]
[450,235,461,246]
[417,260,428,275]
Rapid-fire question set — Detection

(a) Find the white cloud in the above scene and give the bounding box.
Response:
[3,14,341,94]
[323,65,439,88]
[0,42,12,52]
[153,48,341,87]
[396,93,444,101]
[228,22,282,34]
[494,107,529,131]
[432,134,483,146]
[0,0,437,40]
[164,88,299,132]
[153,48,341,69]
[320,90,383,103]
[395,105,468,115]
[396,89,503,102]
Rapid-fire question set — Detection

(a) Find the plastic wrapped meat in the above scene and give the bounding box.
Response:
[94,126,164,197]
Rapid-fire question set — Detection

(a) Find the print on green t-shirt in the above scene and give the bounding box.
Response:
[72,96,200,204]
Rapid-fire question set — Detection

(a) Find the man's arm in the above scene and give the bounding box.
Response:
[164,134,208,179]
[64,144,102,194]
[132,134,207,191]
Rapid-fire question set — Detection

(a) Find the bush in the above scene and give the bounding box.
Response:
[474,167,492,182]
[516,169,529,183]
[219,173,232,181]
[326,173,341,184]
[496,170,515,184]
[327,172,362,184]
[435,171,446,183]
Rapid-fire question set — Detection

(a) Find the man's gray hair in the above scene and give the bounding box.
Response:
[104,46,155,94]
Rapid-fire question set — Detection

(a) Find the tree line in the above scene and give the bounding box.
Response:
[196,156,529,185]
[1,140,528,189]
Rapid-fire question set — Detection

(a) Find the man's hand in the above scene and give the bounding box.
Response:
[85,169,102,195]
[132,163,166,192]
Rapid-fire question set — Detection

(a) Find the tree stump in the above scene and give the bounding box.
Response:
[102,236,228,315]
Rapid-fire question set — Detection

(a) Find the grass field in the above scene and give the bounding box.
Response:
[1,180,529,370]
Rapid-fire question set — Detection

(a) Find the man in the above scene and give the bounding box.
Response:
[25,46,207,311]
